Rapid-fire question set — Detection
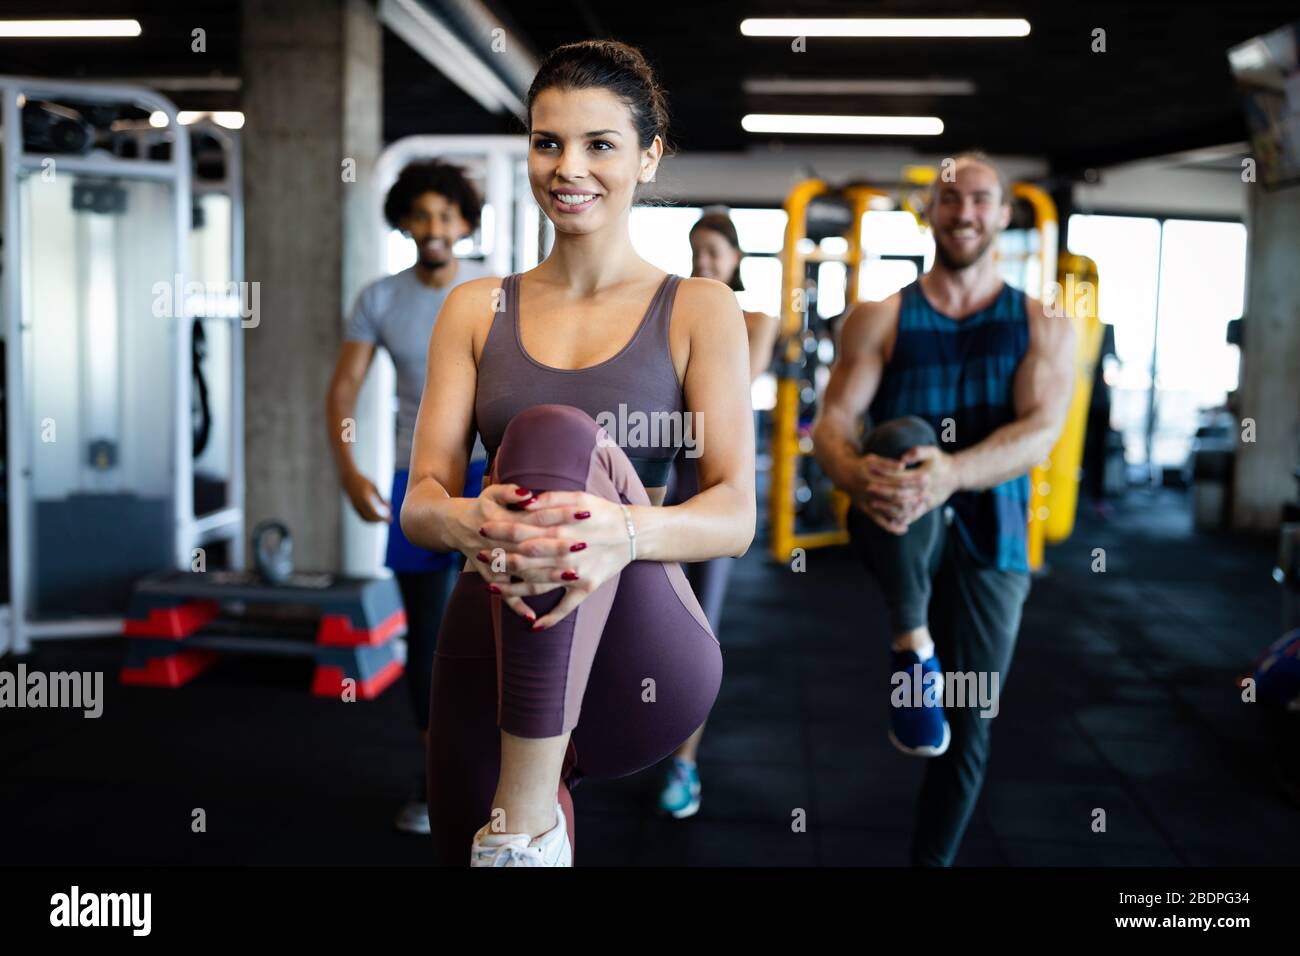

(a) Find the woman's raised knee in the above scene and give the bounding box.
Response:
[502,404,599,441]
[496,404,606,490]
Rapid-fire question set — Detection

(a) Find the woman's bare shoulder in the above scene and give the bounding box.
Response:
[673,276,744,328]
[445,274,508,314]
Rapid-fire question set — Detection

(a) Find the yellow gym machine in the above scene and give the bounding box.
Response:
[1006,184,1105,569]
[768,176,1104,571]
[768,180,887,561]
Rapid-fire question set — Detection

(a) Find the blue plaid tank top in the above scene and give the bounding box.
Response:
[868,280,1031,573]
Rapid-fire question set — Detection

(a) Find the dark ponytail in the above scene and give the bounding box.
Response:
[526,39,672,155]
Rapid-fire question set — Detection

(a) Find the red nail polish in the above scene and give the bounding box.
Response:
[569,542,587,552]
[516,487,532,496]
[531,621,545,632]
[562,571,579,581]
[478,527,487,537]
[476,552,489,562]
[485,584,501,594]
[574,511,591,519]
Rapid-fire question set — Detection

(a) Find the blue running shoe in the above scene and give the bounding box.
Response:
[658,757,701,818]
[888,650,951,757]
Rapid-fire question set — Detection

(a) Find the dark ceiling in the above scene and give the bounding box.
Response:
[2,0,1294,173]
[483,0,1296,172]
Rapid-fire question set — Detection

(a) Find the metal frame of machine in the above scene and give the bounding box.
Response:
[342,134,547,575]
[769,179,888,562]
[187,119,247,568]
[0,77,244,654]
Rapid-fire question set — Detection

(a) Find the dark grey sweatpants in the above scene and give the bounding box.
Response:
[847,416,1031,866]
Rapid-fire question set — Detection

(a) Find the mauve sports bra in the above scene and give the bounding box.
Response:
[475,271,687,487]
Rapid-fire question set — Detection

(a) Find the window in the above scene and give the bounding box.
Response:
[1153,219,1247,468]
[1067,213,1246,473]
[626,205,788,410]
[628,205,788,318]
[629,206,702,277]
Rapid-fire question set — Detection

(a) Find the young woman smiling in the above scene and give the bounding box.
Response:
[400,40,756,866]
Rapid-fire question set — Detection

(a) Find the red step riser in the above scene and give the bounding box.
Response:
[310,659,404,700]
[119,650,219,687]
[123,602,220,639]
[316,608,407,647]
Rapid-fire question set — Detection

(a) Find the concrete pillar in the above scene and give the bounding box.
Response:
[1233,183,1300,532]
[241,0,382,569]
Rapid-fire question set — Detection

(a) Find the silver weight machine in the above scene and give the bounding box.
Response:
[0,77,245,655]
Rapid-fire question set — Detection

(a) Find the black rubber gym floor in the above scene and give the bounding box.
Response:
[3,487,1296,866]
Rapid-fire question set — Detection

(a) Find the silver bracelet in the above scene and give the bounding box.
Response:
[618,503,637,562]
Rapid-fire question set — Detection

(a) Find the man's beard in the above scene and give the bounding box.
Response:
[418,248,451,270]
[933,230,996,271]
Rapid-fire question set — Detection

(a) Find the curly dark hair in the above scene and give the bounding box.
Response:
[383,159,483,232]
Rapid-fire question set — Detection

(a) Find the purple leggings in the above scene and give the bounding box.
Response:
[426,405,723,864]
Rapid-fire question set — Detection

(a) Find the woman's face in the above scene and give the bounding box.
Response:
[527,86,661,237]
[690,227,740,286]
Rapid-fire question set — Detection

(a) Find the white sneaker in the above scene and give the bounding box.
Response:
[470,803,572,867]
[395,772,431,834]
[394,800,430,835]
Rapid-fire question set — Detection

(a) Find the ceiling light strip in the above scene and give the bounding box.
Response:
[740,18,1030,39]
[0,19,142,38]
[742,113,944,136]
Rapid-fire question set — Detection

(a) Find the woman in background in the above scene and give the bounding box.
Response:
[658,211,780,818]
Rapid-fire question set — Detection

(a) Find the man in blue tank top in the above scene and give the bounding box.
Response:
[325,160,488,835]
[813,152,1075,865]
